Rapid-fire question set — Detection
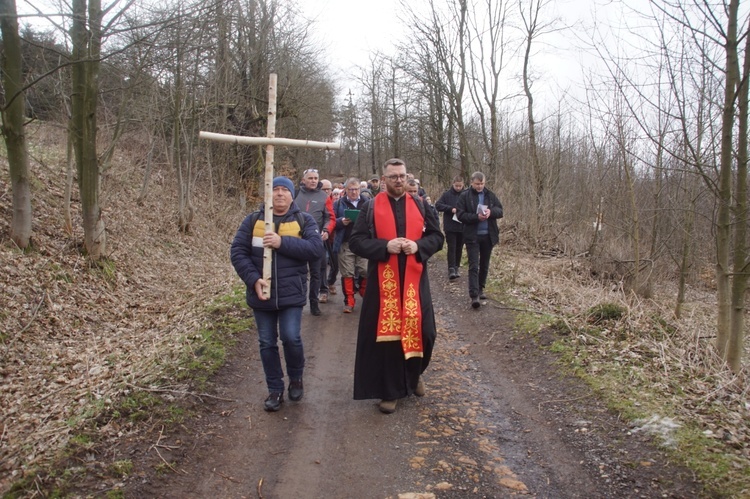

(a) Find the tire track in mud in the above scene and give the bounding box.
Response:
[123,260,703,498]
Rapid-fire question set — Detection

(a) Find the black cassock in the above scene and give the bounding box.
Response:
[349,194,444,400]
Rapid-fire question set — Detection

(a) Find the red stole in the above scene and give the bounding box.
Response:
[373,193,425,359]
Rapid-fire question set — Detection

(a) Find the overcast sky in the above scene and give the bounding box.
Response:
[297,0,596,105]
[298,0,401,96]
[295,0,669,111]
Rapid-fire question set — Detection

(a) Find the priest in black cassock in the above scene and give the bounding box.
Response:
[349,158,444,414]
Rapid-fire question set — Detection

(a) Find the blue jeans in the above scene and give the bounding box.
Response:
[252,307,305,393]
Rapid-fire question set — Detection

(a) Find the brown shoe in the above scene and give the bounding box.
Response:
[329,284,337,295]
[378,399,397,414]
[414,378,425,397]
[343,305,353,313]
[319,293,328,303]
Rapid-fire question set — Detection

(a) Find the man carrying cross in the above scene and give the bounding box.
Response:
[349,158,444,414]
[230,176,325,411]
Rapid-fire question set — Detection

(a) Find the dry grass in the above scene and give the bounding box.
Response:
[0,122,247,494]
[489,249,750,495]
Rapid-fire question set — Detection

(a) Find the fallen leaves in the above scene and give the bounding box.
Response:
[0,137,242,493]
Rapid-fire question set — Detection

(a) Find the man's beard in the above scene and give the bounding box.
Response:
[386,184,404,197]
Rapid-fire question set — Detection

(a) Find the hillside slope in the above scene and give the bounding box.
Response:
[0,124,244,493]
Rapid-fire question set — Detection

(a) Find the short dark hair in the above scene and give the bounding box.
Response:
[470,171,485,182]
[452,175,465,183]
[382,158,406,173]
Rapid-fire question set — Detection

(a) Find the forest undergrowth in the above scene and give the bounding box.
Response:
[0,123,748,496]
[489,242,750,495]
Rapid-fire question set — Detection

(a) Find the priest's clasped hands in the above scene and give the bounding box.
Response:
[387,237,418,255]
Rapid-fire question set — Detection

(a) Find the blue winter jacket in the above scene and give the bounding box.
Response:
[230,204,324,310]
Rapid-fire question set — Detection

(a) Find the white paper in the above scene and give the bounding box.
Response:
[452,213,461,223]
[477,204,488,215]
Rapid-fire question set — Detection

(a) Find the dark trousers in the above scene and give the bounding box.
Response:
[466,234,493,298]
[317,252,329,295]
[308,252,327,304]
[445,231,464,270]
[327,246,339,286]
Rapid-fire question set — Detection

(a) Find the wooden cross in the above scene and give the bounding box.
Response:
[200,73,340,299]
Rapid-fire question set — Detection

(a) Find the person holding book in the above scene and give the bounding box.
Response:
[456,171,503,309]
[332,177,369,313]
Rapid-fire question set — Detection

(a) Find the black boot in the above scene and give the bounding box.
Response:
[264,392,283,412]
[288,379,304,401]
[310,301,322,316]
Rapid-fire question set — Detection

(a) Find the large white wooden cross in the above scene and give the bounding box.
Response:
[200,73,340,299]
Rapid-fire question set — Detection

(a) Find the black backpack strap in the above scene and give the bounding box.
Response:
[295,211,306,236]
[248,211,261,233]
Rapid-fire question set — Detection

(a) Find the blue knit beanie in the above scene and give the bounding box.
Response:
[272,176,295,194]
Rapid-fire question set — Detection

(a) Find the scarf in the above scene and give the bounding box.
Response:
[373,192,425,359]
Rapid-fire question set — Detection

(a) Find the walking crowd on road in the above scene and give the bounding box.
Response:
[231,159,503,414]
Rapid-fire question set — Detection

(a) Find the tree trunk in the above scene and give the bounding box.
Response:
[136,139,155,206]
[171,17,190,234]
[523,29,542,231]
[715,0,740,363]
[64,129,74,234]
[727,21,750,372]
[675,181,696,320]
[71,0,106,259]
[0,0,32,249]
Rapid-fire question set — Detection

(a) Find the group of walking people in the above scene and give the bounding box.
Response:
[230,159,503,414]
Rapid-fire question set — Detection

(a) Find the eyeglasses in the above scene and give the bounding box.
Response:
[384,174,407,181]
[303,168,319,175]
[347,187,360,191]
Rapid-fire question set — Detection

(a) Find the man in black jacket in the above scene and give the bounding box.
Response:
[434,175,466,280]
[456,172,503,309]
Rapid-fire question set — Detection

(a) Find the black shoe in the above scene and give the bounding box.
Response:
[454,268,461,278]
[471,296,480,309]
[310,302,322,316]
[479,291,487,300]
[449,268,457,280]
[288,379,304,401]
[264,392,283,412]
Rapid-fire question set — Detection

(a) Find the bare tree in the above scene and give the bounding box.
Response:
[70,0,107,258]
[651,0,750,371]
[593,0,750,369]
[518,0,564,234]
[467,0,509,177]
[402,0,471,179]
[0,0,32,249]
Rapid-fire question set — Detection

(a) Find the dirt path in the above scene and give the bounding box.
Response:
[124,261,704,498]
